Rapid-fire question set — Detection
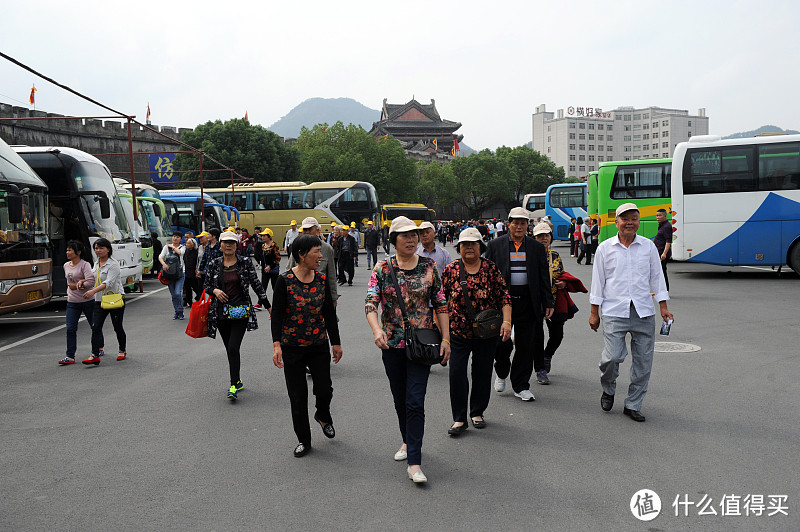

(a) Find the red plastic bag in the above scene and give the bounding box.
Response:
[185,290,211,339]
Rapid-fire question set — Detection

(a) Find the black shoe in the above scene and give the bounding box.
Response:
[448,422,467,436]
[585,262,592,266]
[348,282,352,286]
[314,414,335,439]
[471,417,486,429]
[293,443,311,457]
[623,408,646,422]
[601,392,614,411]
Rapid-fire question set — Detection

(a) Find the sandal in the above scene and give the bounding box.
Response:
[117,352,127,361]
[82,355,100,365]
[58,357,75,365]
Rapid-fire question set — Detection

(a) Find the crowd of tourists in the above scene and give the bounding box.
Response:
[57,203,671,485]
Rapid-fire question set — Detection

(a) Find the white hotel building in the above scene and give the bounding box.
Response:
[532,105,709,179]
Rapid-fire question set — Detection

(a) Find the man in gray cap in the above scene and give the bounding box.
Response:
[486,207,554,401]
[416,221,452,275]
[288,217,339,306]
[590,202,672,422]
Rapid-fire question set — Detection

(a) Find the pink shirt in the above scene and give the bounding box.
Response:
[64,260,95,303]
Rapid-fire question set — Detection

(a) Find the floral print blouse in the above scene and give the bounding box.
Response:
[271,271,340,348]
[546,249,564,299]
[441,258,511,339]
[365,256,447,348]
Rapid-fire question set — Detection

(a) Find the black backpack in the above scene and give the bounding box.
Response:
[162,248,181,280]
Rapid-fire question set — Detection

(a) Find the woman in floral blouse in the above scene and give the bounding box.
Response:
[441,227,512,436]
[272,235,342,458]
[365,216,450,484]
[204,231,270,400]
[532,222,566,379]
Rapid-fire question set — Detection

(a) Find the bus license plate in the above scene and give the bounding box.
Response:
[26,290,42,302]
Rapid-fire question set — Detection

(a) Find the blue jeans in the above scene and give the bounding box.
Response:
[168,274,185,314]
[382,348,431,466]
[65,300,95,358]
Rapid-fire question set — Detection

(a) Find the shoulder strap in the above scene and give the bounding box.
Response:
[459,260,477,327]
[386,257,410,328]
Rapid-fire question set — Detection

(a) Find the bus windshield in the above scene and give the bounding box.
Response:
[72,162,133,243]
[0,186,48,258]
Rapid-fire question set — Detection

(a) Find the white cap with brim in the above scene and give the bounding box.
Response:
[532,222,553,236]
[219,231,238,242]
[615,202,640,217]
[508,206,531,220]
[301,216,320,229]
[456,227,484,245]
[389,216,419,235]
[418,221,435,232]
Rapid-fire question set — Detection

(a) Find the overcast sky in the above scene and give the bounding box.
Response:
[2,0,798,150]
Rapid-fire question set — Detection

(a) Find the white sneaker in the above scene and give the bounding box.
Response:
[394,447,407,461]
[514,389,536,401]
[494,376,507,393]
[407,466,427,483]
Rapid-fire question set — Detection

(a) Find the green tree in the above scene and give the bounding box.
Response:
[449,150,514,218]
[416,160,458,208]
[295,122,417,204]
[174,118,300,187]
[496,145,566,206]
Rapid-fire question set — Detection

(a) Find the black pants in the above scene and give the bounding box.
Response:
[261,270,278,293]
[544,318,565,364]
[91,302,126,355]
[449,334,499,422]
[661,259,670,291]
[218,318,248,385]
[493,299,545,392]
[338,251,354,284]
[577,242,593,264]
[183,276,202,305]
[282,344,333,446]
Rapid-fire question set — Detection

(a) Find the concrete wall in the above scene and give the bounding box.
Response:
[0,102,192,182]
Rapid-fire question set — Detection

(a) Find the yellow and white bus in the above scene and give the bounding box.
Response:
[380,203,436,226]
[181,181,380,246]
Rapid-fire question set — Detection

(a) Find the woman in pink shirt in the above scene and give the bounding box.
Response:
[59,240,96,365]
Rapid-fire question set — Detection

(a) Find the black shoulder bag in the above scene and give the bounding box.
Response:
[459,260,503,339]
[387,258,443,365]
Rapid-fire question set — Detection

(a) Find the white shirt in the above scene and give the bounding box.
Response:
[496,221,505,232]
[589,234,668,318]
[285,228,299,248]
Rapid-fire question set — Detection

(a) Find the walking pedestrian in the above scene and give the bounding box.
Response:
[204,231,271,400]
[159,231,186,320]
[573,217,583,257]
[272,234,342,457]
[381,221,391,255]
[288,218,339,308]
[577,217,596,265]
[441,228,511,435]
[59,240,95,365]
[258,228,281,292]
[182,238,202,306]
[82,238,127,365]
[349,222,360,267]
[336,225,356,286]
[416,221,452,275]
[590,203,673,422]
[365,216,451,484]
[284,220,299,255]
[568,218,577,257]
[486,208,554,400]
[197,228,221,281]
[653,208,672,291]
[364,220,380,269]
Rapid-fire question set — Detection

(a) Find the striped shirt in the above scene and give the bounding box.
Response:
[509,240,528,286]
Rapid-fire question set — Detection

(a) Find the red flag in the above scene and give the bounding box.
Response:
[146,103,151,122]
[451,146,456,156]
[433,139,438,150]
[244,111,249,122]
[454,138,460,152]
[29,84,36,105]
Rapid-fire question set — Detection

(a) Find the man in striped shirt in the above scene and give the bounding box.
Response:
[486,207,554,400]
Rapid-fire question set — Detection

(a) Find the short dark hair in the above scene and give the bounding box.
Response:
[93,238,113,257]
[291,234,322,263]
[208,228,221,239]
[172,231,183,238]
[66,240,86,257]
[576,217,584,225]
[657,208,668,215]
[389,229,419,246]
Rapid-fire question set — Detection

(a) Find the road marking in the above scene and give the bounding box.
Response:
[0,287,169,353]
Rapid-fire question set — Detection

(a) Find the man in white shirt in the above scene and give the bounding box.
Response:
[284,220,299,254]
[589,202,673,422]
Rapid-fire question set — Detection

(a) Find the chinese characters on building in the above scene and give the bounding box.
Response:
[566,106,612,119]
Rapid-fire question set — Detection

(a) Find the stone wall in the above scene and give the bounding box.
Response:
[0,102,192,181]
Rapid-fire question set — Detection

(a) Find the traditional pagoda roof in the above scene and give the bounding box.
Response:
[370,98,463,136]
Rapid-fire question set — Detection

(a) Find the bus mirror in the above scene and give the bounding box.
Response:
[153,204,162,218]
[98,196,111,219]
[7,194,23,224]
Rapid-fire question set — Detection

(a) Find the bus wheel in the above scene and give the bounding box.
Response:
[789,243,800,276]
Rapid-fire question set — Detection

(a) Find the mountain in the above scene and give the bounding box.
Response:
[267,97,380,139]
[723,125,799,139]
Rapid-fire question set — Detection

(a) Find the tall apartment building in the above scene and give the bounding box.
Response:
[532,104,709,179]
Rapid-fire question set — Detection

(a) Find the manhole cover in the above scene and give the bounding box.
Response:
[654,342,701,353]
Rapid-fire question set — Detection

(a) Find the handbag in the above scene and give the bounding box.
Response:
[459,260,502,339]
[101,291,124,310]
[185,290,211,338]
[221,303,251,320]
[387,258,443,365]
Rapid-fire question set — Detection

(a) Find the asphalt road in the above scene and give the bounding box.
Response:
[1,242,798,531]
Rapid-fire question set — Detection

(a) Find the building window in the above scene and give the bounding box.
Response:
[633,124,642,130]
[643,123,649,130]
[643,113,649,119]
[633,134,642,141]
[607,146,613,151]
[688,120,692,127]
[579,123,586,129]
[579,155,585,161]
[607,135,613,141]
[598,156,604,162]
[688,131,692,138]
[634,145,641,151]
[588,134,594,140]
[569,133,576,139]
[652,132,658,138]
[662,141,669,148]
[547,136,551,142]
[624,157,631,161]
[547,125,551,132]
[569,165,576,171]
[643,133,649,140]
[662,120,669,126]
[579,166,585,171]
[579,144,585,150]
[589,123,595,130]
[633,114,641,120]
[663,152,669,157]
[589,165,595,171]
[624,135,631,141]
[569,122,576,129]
[589,145,595,151]
[547,147,551,153]
[652,122,659,128]
[624,125,631,131]
[598,135,604,141]
[569,154,576,161]
[663,130,669,137]
[588,155,595,161]
[624,146,632,152]
[607,125,613,131]
[643,144,649,150]
[598,124,605,130]
[569,144,576,150]
[579,134,586,140]
[624,114,632,120]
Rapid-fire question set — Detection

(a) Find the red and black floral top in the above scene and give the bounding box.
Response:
[441,258,511,339]
[271,270,340,348]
